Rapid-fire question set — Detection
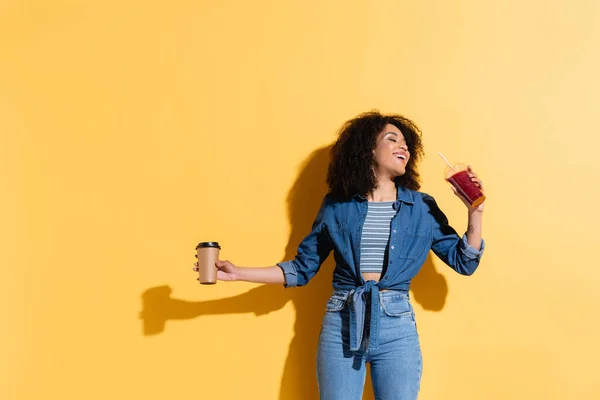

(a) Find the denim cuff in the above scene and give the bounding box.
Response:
[277,261,298,288]
[459,234,485,259]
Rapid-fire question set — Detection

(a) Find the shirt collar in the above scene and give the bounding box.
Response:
[352,185,414,204]
[396,185,415,204]
[352,193,367,201]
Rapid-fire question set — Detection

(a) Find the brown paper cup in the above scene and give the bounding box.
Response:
[196,242,221,284]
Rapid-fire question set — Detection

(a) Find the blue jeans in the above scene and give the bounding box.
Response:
[317,290,422,400]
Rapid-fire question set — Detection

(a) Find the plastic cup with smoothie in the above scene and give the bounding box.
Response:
[439,153,486,208]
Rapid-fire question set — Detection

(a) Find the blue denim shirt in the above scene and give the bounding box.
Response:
[277,185,485,351]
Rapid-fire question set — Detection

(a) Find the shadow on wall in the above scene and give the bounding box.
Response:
[139,145,449,400]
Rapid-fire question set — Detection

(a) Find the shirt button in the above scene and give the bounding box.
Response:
[393,230,397,233]
[391,246,395,250]
[389,261,393,264]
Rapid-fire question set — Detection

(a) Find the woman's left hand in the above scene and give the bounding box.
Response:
[451,165,485,213]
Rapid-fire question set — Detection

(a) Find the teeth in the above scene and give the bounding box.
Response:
[395,154,406,160]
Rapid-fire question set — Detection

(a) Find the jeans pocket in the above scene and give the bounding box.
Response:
[325,291,349,312]
[381,296,413,318]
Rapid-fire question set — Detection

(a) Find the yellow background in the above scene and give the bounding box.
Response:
[2,1,599,399]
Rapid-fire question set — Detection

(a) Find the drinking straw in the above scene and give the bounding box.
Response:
[438,152,454,170]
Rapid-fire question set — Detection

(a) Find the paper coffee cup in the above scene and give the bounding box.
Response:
[196,242,221,284]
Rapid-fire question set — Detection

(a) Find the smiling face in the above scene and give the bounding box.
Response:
[372,123,410,181]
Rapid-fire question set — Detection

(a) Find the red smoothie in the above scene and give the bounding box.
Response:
[446,169,486,207]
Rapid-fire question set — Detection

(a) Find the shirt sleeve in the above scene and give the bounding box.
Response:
[424,194,485,276]
[277,195,333,287]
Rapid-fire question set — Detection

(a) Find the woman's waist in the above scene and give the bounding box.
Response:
[332,276,411,293]
[329,286,410,301]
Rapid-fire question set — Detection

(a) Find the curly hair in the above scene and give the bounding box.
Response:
[326,110,424,199]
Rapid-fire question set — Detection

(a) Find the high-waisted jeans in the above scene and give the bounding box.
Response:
[317,289,422,400]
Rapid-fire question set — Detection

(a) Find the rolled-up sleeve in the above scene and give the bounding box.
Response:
[459,234,485,260]
[277,196,333,287]
[424,195,485,276]
[277,260,299,288]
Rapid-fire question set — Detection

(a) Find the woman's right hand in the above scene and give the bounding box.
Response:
[193,259,240,281]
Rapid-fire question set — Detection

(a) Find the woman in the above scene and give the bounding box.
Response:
[193,111,485,399]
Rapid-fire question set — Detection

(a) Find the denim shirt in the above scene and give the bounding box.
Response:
[277,185,485,351]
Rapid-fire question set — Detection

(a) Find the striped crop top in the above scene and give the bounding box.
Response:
[359,201,395,274]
